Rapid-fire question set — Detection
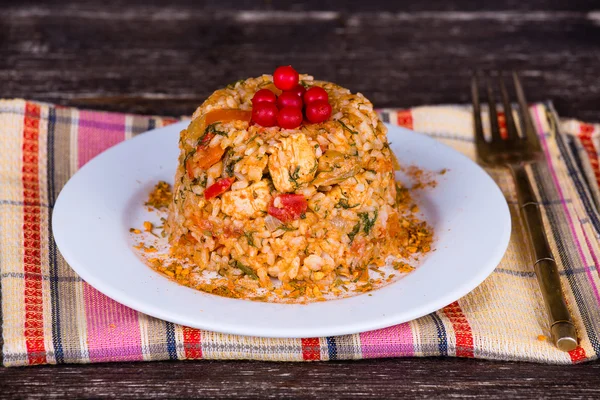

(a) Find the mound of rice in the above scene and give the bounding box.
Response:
[164,74,431,300]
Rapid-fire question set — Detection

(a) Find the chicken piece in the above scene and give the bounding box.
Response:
[220,180,272,219]
[268,133,318,193]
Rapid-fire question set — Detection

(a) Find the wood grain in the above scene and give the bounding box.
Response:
[0,358,599,399]
[1,1,600,119]
[2,1,600,398]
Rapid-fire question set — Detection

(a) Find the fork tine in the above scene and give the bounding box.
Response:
[470,74,485,145]
[512,71,539,145]
[486,75,502,142]
[498,73,519,141]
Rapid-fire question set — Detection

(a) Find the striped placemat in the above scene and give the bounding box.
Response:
[1,99,599,366]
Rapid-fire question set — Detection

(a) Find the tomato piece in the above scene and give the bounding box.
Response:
[185,109,252,179]
[268,194,308,222]
[204,177,235,200]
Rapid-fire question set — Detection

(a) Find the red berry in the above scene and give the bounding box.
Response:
[305,100,332,123]
[288,84,306,98]
[277,106,303,129]
[251,89,277,106]
[252,103,278,127]
[273,66,299,91]
[303,87,328,104]
[277,91,303,109]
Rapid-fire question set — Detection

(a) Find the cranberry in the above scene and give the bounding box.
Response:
[273,66,299,91]
[305,100,332,123]
[277,91,303,109]
[303,87,328,104]
[277,106,303,129]
[252,103,278,127]
[288,84,306,98]
[251,89,276,106]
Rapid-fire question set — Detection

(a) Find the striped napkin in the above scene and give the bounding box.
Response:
[1,99,599,367]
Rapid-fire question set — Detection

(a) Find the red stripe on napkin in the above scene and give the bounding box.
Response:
[22,102,47,365]
[577,123,600,188]
[301,338,321,360]
[569,346,587,363]
[443,301,474,358]
[397,110,413,130]
[182,326,202,359]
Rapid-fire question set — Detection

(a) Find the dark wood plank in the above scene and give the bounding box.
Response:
[0,358,599,399]
[1,1,600,120]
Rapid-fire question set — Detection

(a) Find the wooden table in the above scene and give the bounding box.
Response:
[1,1,600,397]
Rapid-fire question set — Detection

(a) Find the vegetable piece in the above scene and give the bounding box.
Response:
[205,109,252,126]
[277,106,303,129]
[303,87,328,104]
[252,102,279,127]
[187,109,252,144]
[252,89,277,106]
[268,194,308,222]
[185,109,252,178]
[264,214,284,231]
[277,91,303,109]
[204,177,235,199]
[273,65,299,91]
[305,100,332,123]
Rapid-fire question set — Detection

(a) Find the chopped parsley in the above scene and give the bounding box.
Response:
[358,210,378,235]
[289,165,301,189]
[204,122,228,138]
[226,79,245,89]
[335,198,359,209]
[348,221,361,242]
[232,261,258,280]
[243,231,256,247]
[338,120,358,135]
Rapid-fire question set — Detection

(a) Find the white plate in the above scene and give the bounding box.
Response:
[52,122,511,338]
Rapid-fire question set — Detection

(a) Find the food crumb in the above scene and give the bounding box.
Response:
[129,228,141,234]
[537,335,547,341]
[143,221,153,231]
[146,181,172,209]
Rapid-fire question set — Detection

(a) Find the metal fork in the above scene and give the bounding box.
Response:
[471,72,578,352]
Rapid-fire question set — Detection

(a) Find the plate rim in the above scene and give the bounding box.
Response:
[52,121,511,338]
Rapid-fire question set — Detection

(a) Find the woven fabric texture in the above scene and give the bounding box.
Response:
[1,99,599,366]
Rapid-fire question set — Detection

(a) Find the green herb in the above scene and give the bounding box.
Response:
[338,120,358,135]
[279,225,298,232]
[233,261,258,280]
[299,80,310,89]
[348,221,361,242]
[243,231,256,247]
[359,209,378,235]
[183,148,197,166]
[289,165,301,188]
[191,174,208,188]
[226,79,245,89]
[205,122,228,137]
[223,149,239,178]
[335,198,359,209]
[247,135,258,144]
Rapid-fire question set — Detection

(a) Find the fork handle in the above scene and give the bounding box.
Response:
[509,163,578,352]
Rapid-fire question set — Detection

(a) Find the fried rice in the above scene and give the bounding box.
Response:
[161,74,432,301]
